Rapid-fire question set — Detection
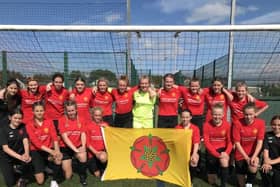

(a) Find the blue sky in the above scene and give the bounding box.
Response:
[0,0,280,25]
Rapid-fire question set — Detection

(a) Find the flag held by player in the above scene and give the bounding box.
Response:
[101,127,192,187]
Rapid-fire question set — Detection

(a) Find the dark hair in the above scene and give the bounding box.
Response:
[6,78,20,88]
[235,81,248,91]
[181,109,192,116]
[9,108,23,117]
[118,75,129,86]
[271,115,280,124]
[211,77,224,85]
[52,73,64,82]
[243,102,256,113]
[163,73,174,81]
[32,101,45,111]
[74,76,86,84]
[64,100,77,110]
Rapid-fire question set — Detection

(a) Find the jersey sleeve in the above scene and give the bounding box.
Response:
[48,121,58,142]
[203,123,220,158]
[0,128,8,146]
[58,118,66,134]
[257,119,265,140]
[26,125,44,150]
[225,124,233,155]
[232,120,241,143]
[263,133,270,150]
[255,99,268,109]
[192,125,200,144]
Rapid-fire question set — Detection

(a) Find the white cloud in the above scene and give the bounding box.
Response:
[157,0,258,24]
[241,11,280,24]
[105,13,122,24]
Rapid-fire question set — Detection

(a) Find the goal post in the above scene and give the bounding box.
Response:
[0,24,280,90]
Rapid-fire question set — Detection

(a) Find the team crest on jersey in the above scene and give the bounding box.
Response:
[172,92,176,97]
[19,129,23,135]
[44,128,49,133]
[220,95,224,100]
[105,96,108,100]
[124,93,128,97]
[221,130,226,136]
[252,128,258,135]
[59,95,63,100]
[195,95,200,100]
[84,97,88,102]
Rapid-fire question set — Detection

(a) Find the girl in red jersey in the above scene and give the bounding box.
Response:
[175,109,200,181]
[26,101,62,186]
[58,101,87,186]
[0,79,21,126]
[158,73,183,128]
[227,81,268,122]
[0,109,31,187]
[181,78,206,132]
[111,75,137,128]
[232,102,265,187]
[204,77,231,122]
[203,103,232,187]
[86,107,108,177]
[20,77,46,124]
[69,76,94,121]
[92,77,114,125]
[45,73,69,133]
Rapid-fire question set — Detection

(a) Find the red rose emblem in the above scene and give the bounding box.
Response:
[130,134,170,177]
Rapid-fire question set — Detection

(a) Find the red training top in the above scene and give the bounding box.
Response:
[45,86,69,120]
[86,121,108,158]
[229,93,268,121]
[232,118,265,161]
[92,91,113,116]
[181,87,206,115]
[111,86,138,114]
[71,87,93,121]
[204,87,228,121]
[203,120,232,158]
[20,86,46,123]
[175,123,200,153]
[26,119,58,151]
[58,116,86,148]
[158,87,182,116]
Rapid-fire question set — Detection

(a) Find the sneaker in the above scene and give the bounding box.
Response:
[50,180,59,187]
[245,184,252,187]
[80,176,87,186]
[17,178,27,187]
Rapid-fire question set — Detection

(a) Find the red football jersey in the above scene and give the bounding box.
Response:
[58,116,86,148]
[230,93,268,121]
[20,86,46,123]
[92,91,113,116]
[233,118,265,161]
[26,119,58,151]
[86,121,108,158]
[204,88,229,121]
[71,87,93,121]
[45,86,69,120]
[181,87,206,115]
[203,120,232,158]
[175,123,200,144]
[158,87,182,116]
[111,86,138,114]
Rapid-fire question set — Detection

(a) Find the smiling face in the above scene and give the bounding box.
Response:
[66,104,77,119]
[118,79,128,93]
[28,80,39,94]
[33,105,45,120]
[180,111,192,127]
[211,107,224,126]
[212,80,223,94]
[75,80,85,93]
[271,118,280,136]
[53,77,63,91]
[236,86,247,100]
[244,107,256,125]
[92,109,103,123]
[139,78,150,92]
[9,113,23,128]
[190,81,200,94]
[98,80,108,93]
[164,76,174,90]
[7,83,19,96]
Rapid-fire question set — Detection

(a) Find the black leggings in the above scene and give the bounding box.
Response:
[261,168,280,187]
[0,158,31,187]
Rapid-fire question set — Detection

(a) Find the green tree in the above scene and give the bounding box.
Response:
[88,69,117,86]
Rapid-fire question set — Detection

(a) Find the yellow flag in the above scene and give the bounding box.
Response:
[101,127,192,187]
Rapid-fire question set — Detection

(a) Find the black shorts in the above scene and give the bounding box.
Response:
[114,112,133,128]
[87,155,107,173]
[235,160,249,175]
[206,147,226,174]
[157,115,178,128]
[61,147,75,160]
[103,115,114,126]
[30,150,49,174]
[191,115,204,133]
